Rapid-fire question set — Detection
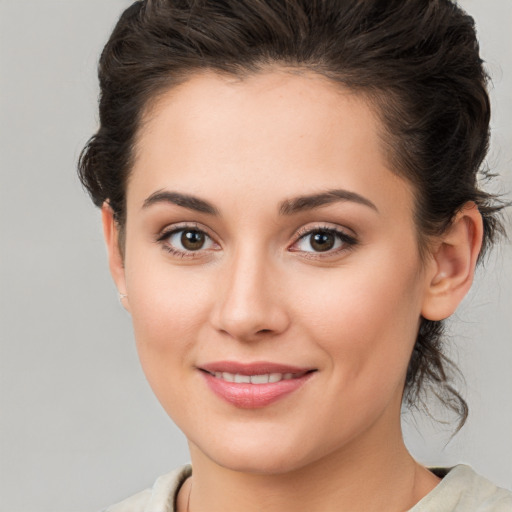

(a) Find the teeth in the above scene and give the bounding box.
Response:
[250,374,269,384]
[213,372,297,384]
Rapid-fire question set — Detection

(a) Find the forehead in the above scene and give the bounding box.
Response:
[138,69,377,161]
[129,70,413,220]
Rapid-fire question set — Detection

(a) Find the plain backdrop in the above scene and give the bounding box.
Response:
[0,1,511,511]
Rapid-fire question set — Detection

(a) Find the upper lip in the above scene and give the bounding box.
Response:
[198,361,316,376]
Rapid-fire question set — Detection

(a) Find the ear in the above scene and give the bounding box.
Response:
[102,202,130,312]
[421,202,483,321]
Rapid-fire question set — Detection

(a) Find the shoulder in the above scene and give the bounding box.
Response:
[102,464,192,512]
[102,488,152,512]
[410,465,512,512]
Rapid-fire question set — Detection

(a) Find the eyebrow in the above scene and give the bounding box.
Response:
[142,188,378,216]
[142,190,220,215]
[279,189,378,215]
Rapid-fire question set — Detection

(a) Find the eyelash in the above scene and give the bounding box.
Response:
[155,223,358,259]
[156,223,216,259]
[290,225,358,259]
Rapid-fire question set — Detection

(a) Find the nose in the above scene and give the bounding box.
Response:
[210,246,290,342]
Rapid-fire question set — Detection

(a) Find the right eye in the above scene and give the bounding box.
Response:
[158,226,218,256]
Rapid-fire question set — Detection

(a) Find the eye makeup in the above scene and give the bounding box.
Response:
[154,221,359,261]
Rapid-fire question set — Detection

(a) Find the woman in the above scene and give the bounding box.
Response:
[78,0,511,510]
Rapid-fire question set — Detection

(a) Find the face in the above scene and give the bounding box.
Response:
[114,70,434,474]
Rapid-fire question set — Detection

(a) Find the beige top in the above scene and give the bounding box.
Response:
[103,464,512,512]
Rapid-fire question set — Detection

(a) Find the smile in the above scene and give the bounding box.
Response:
[198,361,316,408]
[207,371,302,384]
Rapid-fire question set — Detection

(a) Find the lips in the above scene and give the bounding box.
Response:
[198,361,316,408]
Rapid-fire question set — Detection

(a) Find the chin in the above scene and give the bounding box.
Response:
[190,429,323,475]
[214,449,308,475]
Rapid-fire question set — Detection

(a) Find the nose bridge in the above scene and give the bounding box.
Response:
[213,241,288,340]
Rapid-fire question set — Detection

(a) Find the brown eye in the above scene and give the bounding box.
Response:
[309,231,336,252]
[162,227,216,254]
[292,227,357,255]
[180,230,206,251]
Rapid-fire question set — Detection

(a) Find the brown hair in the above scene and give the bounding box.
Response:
[78,0,507,428]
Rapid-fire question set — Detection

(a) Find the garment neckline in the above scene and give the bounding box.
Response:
[166,464,469,512]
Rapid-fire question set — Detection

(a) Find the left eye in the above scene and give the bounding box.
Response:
[294,229,350,253]
[166,229,216,252]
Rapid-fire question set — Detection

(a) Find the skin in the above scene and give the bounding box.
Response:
[103,70,483,511]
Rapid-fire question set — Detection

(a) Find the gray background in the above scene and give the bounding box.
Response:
[0,1,510,511]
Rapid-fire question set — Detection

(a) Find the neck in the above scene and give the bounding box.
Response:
[181,418,439,512]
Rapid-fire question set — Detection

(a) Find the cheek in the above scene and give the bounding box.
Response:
[130,281,202,346]
[124,253,213,387]
[293,254,424,396]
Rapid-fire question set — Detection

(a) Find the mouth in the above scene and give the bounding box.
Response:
[201,370,311,384]
[197,361,317,408]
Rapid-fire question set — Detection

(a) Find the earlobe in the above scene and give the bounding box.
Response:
[101,203,130,312]
[421,202,483,321]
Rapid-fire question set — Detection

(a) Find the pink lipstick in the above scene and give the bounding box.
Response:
[198,361,316,408]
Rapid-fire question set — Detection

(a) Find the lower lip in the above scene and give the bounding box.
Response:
[201,371,314,409]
